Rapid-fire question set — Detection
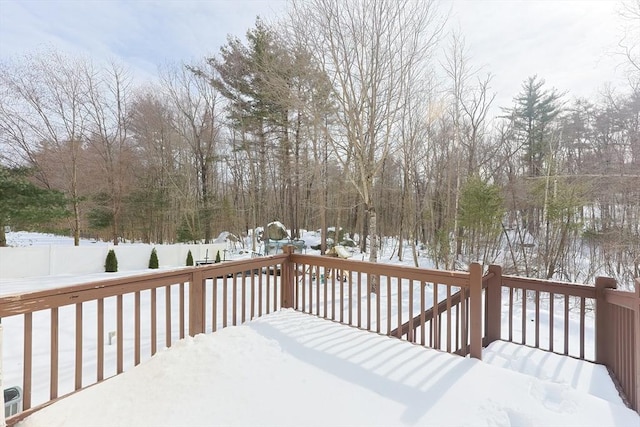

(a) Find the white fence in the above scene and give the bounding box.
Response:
[0,243,226,279]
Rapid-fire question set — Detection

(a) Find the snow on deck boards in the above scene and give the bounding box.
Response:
[483,340,621,404]
[17,309,638,427]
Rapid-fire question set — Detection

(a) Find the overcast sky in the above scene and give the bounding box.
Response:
[0,0,632,117]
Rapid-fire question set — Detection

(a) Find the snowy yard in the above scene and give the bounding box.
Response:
[2,232,639,426]
[15,309,639,427]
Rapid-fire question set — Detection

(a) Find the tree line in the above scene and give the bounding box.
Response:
[0,0,638,287]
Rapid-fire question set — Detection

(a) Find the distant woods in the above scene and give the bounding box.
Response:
[0,0,639,286]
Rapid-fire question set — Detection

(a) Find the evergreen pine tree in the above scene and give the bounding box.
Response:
[502,76,564,236]
[105,249,118,272]
[0,166,69,247]
[504,76,564,177]
[215,250,221,263]
[458,176,505,255]
[186,250,194,266]
[149,248,159,269]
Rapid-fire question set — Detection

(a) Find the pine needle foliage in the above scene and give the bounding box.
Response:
[149,248,159,269]
[105,249,118,272]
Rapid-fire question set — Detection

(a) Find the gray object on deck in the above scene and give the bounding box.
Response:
[4,386,22,418]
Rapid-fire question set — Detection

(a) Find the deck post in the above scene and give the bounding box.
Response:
[595,276,616,367]
[0,321,4,427]
[188,269,205,336]
[633,280,640,412]
[469,262,483,360]
[485,265,502,345]
[281,246,295,308]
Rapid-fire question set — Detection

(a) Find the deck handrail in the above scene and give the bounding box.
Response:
[289,253,483,358]
[596,277,640,412]
[390,275,494,339]
[2,254,288,426]
[2,250,638,425]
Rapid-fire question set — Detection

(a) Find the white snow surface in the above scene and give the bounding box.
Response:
[16,309,638,427]
[5,231,107,247]
[4,231,639,426]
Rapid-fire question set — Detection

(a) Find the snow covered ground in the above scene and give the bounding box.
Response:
[4,232,107,248]
[16,309,639,427]
[3,231,639,426]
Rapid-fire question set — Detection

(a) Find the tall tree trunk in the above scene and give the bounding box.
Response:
[368,204,378,294]
[320,135,328,254]
[72,161,81,246]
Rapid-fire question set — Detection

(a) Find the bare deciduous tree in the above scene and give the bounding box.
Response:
[161,62,221,243]
[84,61,135,245]
[617,0,640,82]
[291,0,444,291]
[0,50,90,245]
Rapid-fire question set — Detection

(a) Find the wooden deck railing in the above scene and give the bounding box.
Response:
[595,277,640,412]
[288,254,483,358]
[486,265,598,358]
[1,254,287,425]
[481,266,639,412]
[1,248,638,425]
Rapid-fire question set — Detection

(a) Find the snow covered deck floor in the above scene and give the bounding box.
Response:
[17,309,639,427]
